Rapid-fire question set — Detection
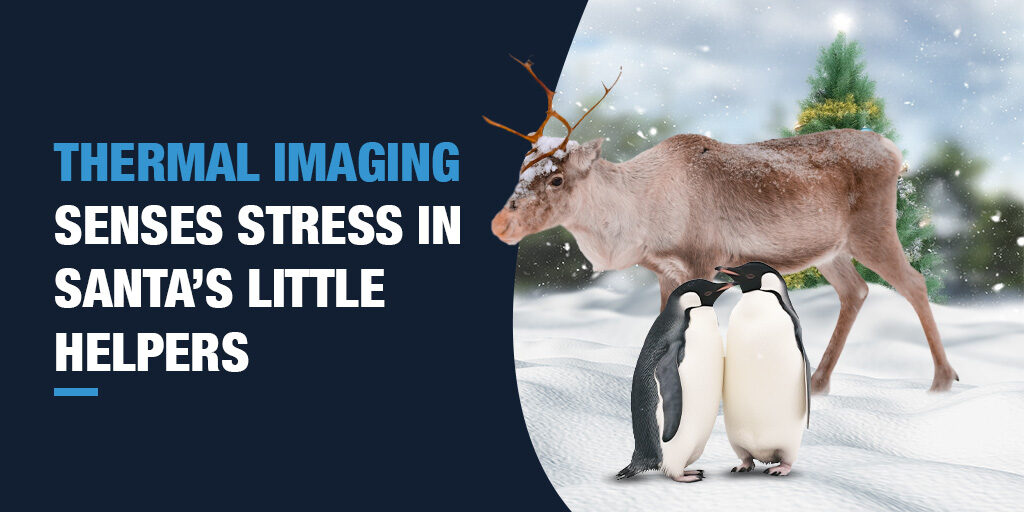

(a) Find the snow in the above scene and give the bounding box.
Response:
[514,276,1024,510]
[515,137,579,198]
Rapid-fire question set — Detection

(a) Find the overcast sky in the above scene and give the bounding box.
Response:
[554,0,1023,197]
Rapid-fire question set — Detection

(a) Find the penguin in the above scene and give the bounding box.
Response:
[716,261,810,477]
[616,279,732,482]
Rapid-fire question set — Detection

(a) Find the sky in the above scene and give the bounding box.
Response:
[553,0,1024,197]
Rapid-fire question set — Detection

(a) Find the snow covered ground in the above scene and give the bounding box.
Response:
[514,272,1024,511]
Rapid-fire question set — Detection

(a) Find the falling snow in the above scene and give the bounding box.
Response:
[533,1,1024,301]
[554,0,1024,198]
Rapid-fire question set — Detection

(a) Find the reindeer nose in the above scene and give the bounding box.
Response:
[491,209,516,243]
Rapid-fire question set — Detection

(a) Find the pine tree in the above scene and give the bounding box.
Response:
[783,33,944,300]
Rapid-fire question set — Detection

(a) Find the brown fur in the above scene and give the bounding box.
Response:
[493,129,957,393]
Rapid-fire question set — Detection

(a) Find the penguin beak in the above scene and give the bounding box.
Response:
[715,283,733,292]
[715,265,739,277]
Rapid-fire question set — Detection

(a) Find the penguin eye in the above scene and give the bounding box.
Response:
[704,291,712,296]
[746,273,755,279]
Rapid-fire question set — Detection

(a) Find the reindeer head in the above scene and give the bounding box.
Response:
[485,56,620,245]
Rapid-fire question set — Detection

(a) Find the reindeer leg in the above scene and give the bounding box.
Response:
[853,238,958,392]
[657,273,682,311]
[810,257,869,395]
[654,257,721,311]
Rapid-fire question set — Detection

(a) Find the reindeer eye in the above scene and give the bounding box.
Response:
[550,176,564,187]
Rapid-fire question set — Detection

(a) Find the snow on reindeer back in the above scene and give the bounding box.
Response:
[514,136,580,198]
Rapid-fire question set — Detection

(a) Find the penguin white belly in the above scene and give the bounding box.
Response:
[723,291,806,464]
[655,307,724,477]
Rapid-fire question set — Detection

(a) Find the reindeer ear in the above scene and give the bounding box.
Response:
[573,138,603,167]
[583,137,603,157]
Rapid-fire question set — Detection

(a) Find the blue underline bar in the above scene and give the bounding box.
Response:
[53,388,99,397]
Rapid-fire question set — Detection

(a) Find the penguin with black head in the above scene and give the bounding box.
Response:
[717,261,810,477]
[617,279,732,482]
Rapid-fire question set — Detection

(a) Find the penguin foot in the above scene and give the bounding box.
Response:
[929,365,959,392]
[683,469,704,476]
[670,473,704,483]
[763,463,792,476]
[730,459,755,473]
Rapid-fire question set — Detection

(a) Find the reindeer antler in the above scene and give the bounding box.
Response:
[483,55,622,173]
[482,56,571,145]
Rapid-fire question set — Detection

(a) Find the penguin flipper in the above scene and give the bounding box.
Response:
[655,340,685,443]
[771,289,811,429]
[792,318,810,428]
[802,344,811,428]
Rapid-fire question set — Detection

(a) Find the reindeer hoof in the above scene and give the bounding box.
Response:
[929,366,958,392]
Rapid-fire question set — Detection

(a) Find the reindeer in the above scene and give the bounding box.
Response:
[486,57,958,393]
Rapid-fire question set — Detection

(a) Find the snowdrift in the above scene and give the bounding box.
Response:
[513,277,1024,511]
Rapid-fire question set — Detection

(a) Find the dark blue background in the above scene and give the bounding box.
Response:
[7,3,586,509]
